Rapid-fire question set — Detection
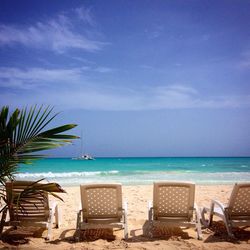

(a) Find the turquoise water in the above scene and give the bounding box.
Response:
[16,157,250,186]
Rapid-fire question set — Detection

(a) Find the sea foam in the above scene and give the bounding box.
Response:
[16,170,119,178]
[15,170,250,186]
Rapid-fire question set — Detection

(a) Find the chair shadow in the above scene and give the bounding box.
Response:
[1,226,118,246]
[48,228,116,245]
[47,221,191,246]
[3,221,250,246]
[0,226,45,245]
[45,229,76,245]
[127,220,191,242]
[203,221,250,243]
[49,220,194,245]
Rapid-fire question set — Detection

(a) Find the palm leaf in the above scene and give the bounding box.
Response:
[0,105,78,182]
[0,105,78,223]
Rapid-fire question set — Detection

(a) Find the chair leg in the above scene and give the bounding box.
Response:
[208,202,215,227]
[148,208,153,221]
[123,212,128,239]
[194,205,203,240]
[75,211,81,241]
[46,206,55,241]
[148,220,154,238]
[201,205,235,238]
[0,207,7,237]
[200,207,210,228]
[223,213,234,238]
[147,203,154,238]
[54,205,60,228]
[46,222,52,241]
[201,204,215,227]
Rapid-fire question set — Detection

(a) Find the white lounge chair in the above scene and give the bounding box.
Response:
[3,181,61,240]
[201,182,250,238]
[148,181,203,240]
[76,183,128,240]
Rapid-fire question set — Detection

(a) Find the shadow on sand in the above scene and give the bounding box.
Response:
[1,221,250,247]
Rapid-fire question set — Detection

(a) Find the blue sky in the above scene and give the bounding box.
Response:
[0,0,250,157]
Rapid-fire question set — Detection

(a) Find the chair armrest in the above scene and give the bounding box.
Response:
[123,200,128,213]
[194,203,202,224]
[211,199,226,211]
[49,201,57,221]
[194,202,201,215]
[202,199,226,214]
[77,209,83,215]
[201,199,226,227]
[194,203,198,209]
[49,201,57,212]
[148,200,153,221]
[49,201,61,228]
[148,200,153,209]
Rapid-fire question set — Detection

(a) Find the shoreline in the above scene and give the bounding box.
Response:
[59,182,236,187]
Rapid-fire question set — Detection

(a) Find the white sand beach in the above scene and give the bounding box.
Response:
[1,184,250,249]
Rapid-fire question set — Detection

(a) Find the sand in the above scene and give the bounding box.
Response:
[1,185,250,249]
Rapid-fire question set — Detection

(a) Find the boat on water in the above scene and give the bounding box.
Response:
[77,154,94,160]
[72,132,94,160]
[72,154,94,160]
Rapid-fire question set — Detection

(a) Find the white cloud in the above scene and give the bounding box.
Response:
[2,85,250,111]
[0,67,85,89]
[95,67,114,73]
[0,66,115,89]
[74,6,95,26]
[236,49,250,69]
[145,25,164,39]
[140,65,155,70]
[1,67,250,110]
[0,12,106,53]
[238,58,250,69]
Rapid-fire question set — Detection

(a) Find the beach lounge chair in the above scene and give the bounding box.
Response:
[201,182,250,238]
[76,183,128,240]
[2,180,61,240]
[148,181,203,239]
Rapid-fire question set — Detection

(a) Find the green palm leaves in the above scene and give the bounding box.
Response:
[0,105,78,184]
[0,106,78,233]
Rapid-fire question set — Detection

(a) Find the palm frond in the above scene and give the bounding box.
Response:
[0,105,78,226]
[0,105,78,182]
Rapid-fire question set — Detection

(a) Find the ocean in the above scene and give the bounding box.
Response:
[16,157,250,186]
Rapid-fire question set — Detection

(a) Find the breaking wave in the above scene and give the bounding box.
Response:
[14,170,250,186]
[16,170,120,178]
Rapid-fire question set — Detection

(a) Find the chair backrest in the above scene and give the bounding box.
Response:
[6,181,49,222]
[153,182,195,220]
[227,183,250,219]
[80,184,123,219]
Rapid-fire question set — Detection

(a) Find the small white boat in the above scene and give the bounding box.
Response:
[72,132,94,160]
[79,154,94,160]
[72,154,94,160]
